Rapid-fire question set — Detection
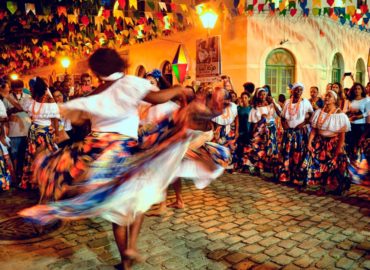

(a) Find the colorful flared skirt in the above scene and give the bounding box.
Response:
[348,137,370,186]
[19,112,194,225]
[304,135,351,193]
[279,126,309,185]
[243,120,279,175]
[20,123,58,190]
[214,122,237,169]
[0,147,11,191]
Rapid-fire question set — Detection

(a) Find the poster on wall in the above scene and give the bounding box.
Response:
[196,35,222,82]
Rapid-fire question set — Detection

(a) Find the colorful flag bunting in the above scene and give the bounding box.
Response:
[25,3,36,15]
[6,1,17,14]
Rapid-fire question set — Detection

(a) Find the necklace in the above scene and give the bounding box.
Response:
[31,95,47,119]
[12,92,23,101]
[288,97,302,117]
[317,106,337,128]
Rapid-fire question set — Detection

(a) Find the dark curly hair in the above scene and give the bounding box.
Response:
[88,48,128,77]
[348,82,366,101]
[32,77,48,100]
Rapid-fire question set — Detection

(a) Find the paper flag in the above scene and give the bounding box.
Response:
[124,17,134,25]
[57,6,67,17]
[145,12,153,19]
[290,8,297,16]
[118,0,126,9]
[6,1,17,14]
[159,2,168,11]
[312,0,321,8]
[147,1,155,10]
[129,0,137,10]
[67,15,78,24]
[25,3,36,15]
[312,8,321,16]
[81,15,90,26]
[180,4,188,12]
[172,44,188,83]
[327,0,334,6]
[114,10,124,19]
[103,9,111,19]
[0,11,6,20]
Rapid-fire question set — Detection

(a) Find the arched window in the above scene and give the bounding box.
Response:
[136,65,146,78]
[355,58,366,85]
[331,53,344,83]
[265,49,295,97]
[161,60,173,85]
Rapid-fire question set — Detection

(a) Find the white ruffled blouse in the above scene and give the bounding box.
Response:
[311,109,351,137]
[282,98,313,128]
[62,75,158,139]
[21,97,60,126]
[212,102,238,126]
[248,103,280,123]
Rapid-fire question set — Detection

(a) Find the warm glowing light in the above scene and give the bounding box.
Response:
[99,37,106,45]
[10,73,19,80]
[61,58,71,69]
[199,10,218,30]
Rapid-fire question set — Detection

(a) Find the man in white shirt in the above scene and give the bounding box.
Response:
[3,80,31,184]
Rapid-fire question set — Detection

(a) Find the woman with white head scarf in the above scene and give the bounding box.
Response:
[279,82,313,186]
[243,87,281,177]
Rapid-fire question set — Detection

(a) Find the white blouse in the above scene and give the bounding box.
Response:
[62,75,158,139]
[311,109,351,137]
[282,98,313,128]
[349,98,370,124]
[248,103,280,123]
[0,100,7,118]
[21,97,60,126]
[212,102,238,126]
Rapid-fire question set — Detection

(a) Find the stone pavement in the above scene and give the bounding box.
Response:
[0,173,369,270]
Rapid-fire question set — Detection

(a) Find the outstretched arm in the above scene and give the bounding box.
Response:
[143,86,188,105]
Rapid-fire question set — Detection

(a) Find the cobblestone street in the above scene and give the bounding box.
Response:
[0,173,369,270]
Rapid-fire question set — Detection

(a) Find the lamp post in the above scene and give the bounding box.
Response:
[197,4,218,36]
[61,57,71,74]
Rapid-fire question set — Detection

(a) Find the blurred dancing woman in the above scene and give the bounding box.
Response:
[279,83,313,186]
[305,90,351,194]
[19,49,225,270]
[243,87,281,176]
[20,48,228,269]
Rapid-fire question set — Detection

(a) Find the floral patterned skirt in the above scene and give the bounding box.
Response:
[304,134,350,193]
[243,120,279,174]
[19,112,198,225]
[0,147,11,191]
[348,137,370,187]
[279,126,309,185]
[214,123,237,169]
[20,123,58,190]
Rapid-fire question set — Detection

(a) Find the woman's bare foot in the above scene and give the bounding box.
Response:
[124,248,145,264]
[148,202,167,216]
[168,200,185,209]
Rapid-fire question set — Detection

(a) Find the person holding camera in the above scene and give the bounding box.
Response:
[347,83,370,159]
